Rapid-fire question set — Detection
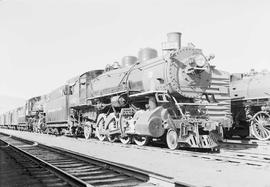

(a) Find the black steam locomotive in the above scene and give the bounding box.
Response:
[229,70,270,140]
[0,32,232,150]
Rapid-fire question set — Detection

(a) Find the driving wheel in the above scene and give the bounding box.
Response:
[107,117,118,143]
[96,115,106,141]
[251,111,270,140]
[133,135,150,146]
[84,122,92,139]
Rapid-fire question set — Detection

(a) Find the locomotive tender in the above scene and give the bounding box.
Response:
[230,70,270,140]
[0,32,232,150]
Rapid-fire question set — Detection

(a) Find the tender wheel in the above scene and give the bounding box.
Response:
[107,117,118,143]
[46,128,53,134]
[133,135,150,146]
[96,115,106,141]
[166,129,179,150]
[251,111,270,141]
[120,136,131,144]
[53,128,60,135]
[84,123,92,140]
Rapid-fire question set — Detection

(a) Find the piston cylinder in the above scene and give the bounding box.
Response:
[134,107,165,137]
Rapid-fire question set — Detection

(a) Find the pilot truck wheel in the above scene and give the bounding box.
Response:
[166,129,179,150]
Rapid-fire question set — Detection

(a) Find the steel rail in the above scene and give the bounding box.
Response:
[1,139,96,187]
[0,132,192,187]
[62,135,270,168]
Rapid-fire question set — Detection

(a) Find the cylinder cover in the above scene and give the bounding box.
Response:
[134,107,165,137]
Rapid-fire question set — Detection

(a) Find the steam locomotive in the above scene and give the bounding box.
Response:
[0,32,232,150]
[229,70,270,140]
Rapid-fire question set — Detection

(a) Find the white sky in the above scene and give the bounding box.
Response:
[0,0,270,99]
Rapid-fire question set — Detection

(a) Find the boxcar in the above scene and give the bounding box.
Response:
[17,105,27,130]
[0,113,6,127]
[10,108,18,129]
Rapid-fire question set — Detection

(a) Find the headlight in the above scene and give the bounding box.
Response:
[194,54,206,67]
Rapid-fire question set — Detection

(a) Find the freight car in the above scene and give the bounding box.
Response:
[0,96,45,131]
[0,113,7,128]
[230,70,270,140]
[17,105,27,130]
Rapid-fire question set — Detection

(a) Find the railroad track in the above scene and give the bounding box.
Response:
[0,133,190,187]
[65,136,270,169]
[2,129,270,171]
[221,138,270,148]
[0,140,70,187]
[125,144,270,168]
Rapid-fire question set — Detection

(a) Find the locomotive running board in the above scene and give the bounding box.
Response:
[129,90,167,97]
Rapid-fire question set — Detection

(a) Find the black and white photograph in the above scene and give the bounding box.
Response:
[0,0,270,186]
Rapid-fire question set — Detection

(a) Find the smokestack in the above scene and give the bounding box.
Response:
[162,32,182,51]
[167,32,181,49]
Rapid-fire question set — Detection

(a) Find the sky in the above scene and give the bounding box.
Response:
[0,0,270,99]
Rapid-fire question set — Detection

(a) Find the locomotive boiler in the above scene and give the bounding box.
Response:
[230,70,270,140]
[80,32,228,150]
